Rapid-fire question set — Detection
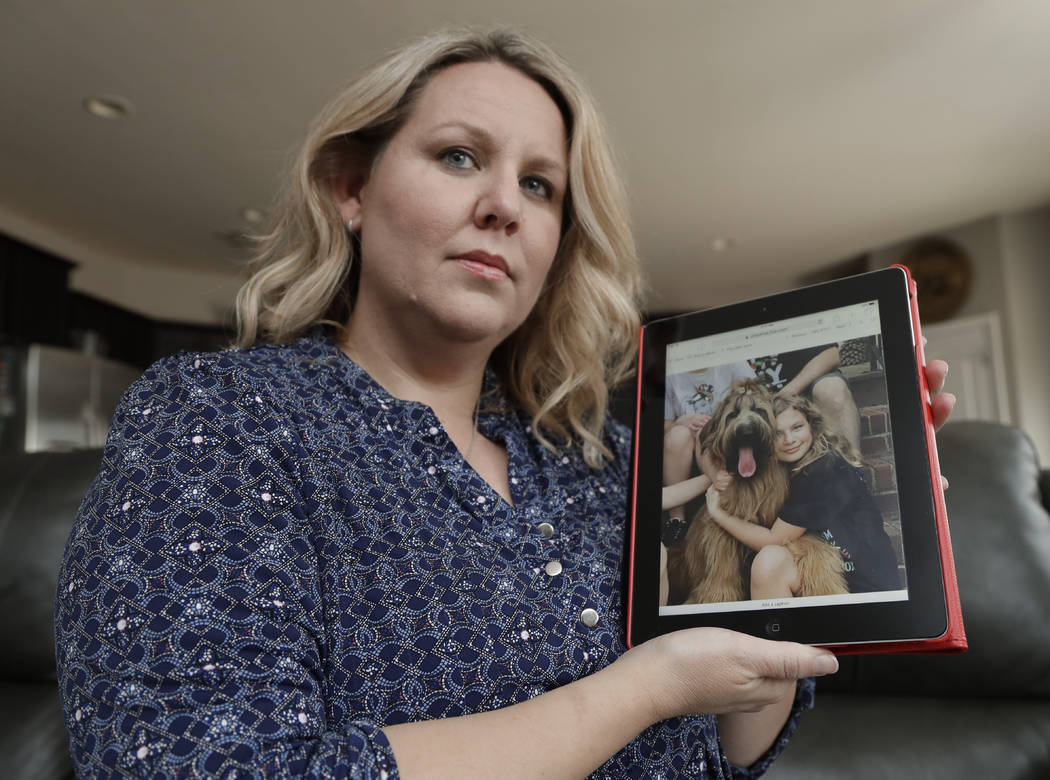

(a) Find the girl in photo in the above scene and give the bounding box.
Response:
[703,394,902,599]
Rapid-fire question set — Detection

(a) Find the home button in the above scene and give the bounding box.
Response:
[765,615,786,637]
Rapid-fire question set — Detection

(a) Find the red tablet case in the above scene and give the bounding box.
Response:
[626,266,967,656]
[829,266,966,655]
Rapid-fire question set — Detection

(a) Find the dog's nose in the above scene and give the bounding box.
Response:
[737,417,763,438]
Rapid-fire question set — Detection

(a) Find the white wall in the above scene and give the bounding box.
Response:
[70,258,241,326]
[867,217,1006,321]
[869,209,1050,464]
[0,203,240,326]
[999,207,1050,466]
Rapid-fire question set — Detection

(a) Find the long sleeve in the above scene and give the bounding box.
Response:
[55,334,817,779]
[726,677,815,779]
[55,353,400,778]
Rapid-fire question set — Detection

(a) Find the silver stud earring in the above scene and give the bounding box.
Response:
[346,217,354,233]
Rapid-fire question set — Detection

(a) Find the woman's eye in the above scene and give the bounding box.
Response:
[520,175,553,200]
[441,148,475,169]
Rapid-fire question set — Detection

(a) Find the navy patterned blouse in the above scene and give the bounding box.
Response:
[55,332,812,778]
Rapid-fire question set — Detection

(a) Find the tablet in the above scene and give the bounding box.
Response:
[625,266,965,654]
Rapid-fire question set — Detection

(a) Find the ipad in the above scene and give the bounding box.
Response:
[626,266,960,652]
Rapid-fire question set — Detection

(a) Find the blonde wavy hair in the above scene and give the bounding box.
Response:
[772,394,863,472]
[235,27,642,467]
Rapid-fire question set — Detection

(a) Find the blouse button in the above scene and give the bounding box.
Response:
[537,522,555,538]
[544,560,563,577]
[580,608,599,627]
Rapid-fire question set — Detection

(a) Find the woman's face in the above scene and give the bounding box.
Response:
[337,60,569,349]
[775,408,814,464]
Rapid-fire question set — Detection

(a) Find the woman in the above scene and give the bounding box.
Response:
[704,394,902,598]
[55,27,952,779]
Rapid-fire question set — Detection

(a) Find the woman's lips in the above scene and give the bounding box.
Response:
[454,250,510,281]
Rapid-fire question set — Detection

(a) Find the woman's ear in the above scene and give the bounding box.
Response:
[330,141,372,229]
[331,169,366,228]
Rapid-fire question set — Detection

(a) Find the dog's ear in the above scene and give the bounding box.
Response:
[698,412,723,459]
[699,424,714,454]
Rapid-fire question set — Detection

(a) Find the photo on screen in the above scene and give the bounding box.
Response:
[659,300,909,616]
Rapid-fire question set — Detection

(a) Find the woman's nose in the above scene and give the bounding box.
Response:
[474,171,520,234]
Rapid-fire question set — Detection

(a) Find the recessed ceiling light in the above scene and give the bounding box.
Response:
[83,95,134,120]
[240,207,265,224]
[711,237,736,252]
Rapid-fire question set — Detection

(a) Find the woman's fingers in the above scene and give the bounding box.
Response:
[930,390,956,431]
[923,359,955,431]
[633,628,838,720]
[755,642,838,680]
[923,357,953,488]
[925,358,948,395]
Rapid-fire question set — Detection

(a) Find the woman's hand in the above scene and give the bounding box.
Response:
[386,625,836,780]
[622,627,838,723]
[925,357,955,490]
[713,470,732,491]
[924,358,955,431]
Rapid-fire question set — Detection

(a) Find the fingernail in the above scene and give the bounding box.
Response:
[815,654,839,675]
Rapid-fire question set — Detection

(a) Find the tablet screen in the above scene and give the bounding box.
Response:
[628,267,948,648]
[660,299,908,616]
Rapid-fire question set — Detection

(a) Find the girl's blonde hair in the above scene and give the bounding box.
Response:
[235,27,642,468]
[773,394,862,471]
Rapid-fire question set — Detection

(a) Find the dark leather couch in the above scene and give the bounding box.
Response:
[767,421,1050,780]
[1,422,1047,779]
[0,449,102,780]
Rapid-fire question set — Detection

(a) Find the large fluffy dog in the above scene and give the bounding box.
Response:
[666,380,847,604]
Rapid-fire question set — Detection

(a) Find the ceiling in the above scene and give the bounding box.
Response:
[4,0,1050,323]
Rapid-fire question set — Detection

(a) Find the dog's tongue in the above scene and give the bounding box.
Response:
[737,446,757,478]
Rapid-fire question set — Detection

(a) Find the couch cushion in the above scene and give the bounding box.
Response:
[764,693,1050,780]
[822,421,1050,698]
[0,680,73,780]
[0,449,102,680]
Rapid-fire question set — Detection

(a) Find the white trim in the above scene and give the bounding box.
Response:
[922,311,1011,424]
